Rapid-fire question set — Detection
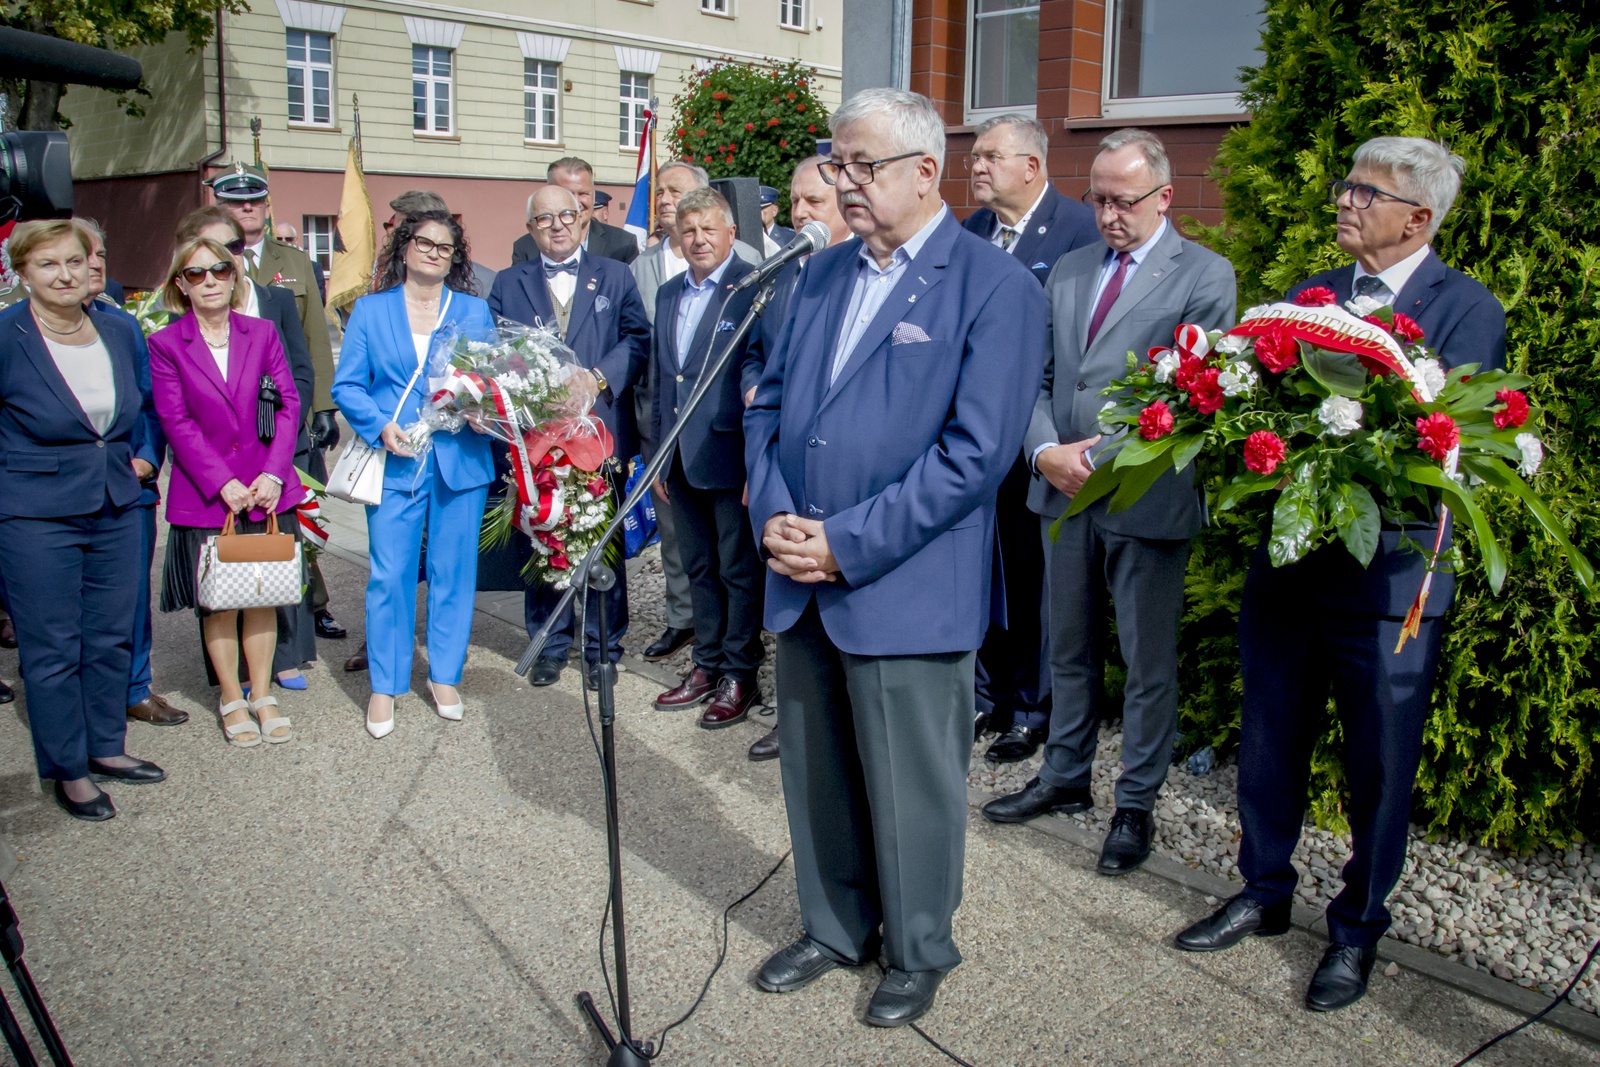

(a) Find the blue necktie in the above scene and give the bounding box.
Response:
[544,260,578,279]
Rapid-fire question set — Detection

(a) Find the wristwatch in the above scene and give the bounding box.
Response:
[590,368,609,394]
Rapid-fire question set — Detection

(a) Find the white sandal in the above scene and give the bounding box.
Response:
[218,699,261,748]
[250,694,292,743]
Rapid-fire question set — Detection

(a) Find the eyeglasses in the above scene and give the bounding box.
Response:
[1081,185,1167,214]
[224,239,246,256]
[1326,179,1422,209]
[180,262,236,284]
[964,151,1026,170]
[818,151,923,187]
[531,209,580,230]
[410,235,457,258]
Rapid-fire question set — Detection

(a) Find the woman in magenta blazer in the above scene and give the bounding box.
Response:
[147,236,304,749]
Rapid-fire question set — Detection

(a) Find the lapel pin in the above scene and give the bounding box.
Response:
[586,280,596,290]
[1151,270,1162,278]
[1037,225,1046,234]
[908,295,917,303]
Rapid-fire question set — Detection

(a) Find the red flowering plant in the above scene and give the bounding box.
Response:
[1062,293,1592,624]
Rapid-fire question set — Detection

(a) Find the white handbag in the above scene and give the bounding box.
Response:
[326,343,432,506]
[196,513,304,612]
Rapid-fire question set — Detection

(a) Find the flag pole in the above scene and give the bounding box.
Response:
[647,96,658,237]
[352,93,362,167]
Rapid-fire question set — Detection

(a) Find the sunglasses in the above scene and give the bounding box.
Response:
[181,261,236,284]
[225,238,246,255]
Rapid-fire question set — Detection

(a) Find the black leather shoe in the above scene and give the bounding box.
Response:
[531,657,565,687]
[642,626,694,661]
[585,661,608,691]
[54,781,115,822]
[87,757,166,784]
[314,609,347,639]
[1174,892,1292,952]
[1305,942,1377,1012]
[984,724,1045,764]
[865,968,945,1027]
[344,645,368,672]
[1098,807,1153,875]
[0,679,12,705]
[973,708,992,741]
[981,777,1092,824]
[748,727,779,762]
[0,618,15,649]
[756,937,842,993]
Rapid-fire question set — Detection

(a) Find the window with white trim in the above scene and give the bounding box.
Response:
[968,0,1039,114]
[701,0,730,12]
[303,215,335,272]
[1104,0,1263,118]
[779,0,804,29]
[619,71,650,148]
[413,45,454,135]
[524,60,560,143]
[286,30,334,127]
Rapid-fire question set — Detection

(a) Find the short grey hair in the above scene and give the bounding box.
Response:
[74,216,107,244]
[674,187,734,227]
[527,185,581,221]
[790,154,830,186]
[829,88,946,180]
[1096,128,1171,187]
[657,160,710,188]
[1351,136,1465,237]
[976,114,1049,165]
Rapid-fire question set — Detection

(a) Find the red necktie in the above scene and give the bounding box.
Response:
[1085,251,1134,346]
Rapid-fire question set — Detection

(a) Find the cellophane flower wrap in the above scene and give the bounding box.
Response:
[417,319,617,589]
[123,289,177,337]
[1064,289,1593,639]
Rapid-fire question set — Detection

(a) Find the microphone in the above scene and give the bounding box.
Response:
[729,221,832,292]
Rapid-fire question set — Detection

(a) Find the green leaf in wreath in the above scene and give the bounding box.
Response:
[1057,461,1125,528]
[1107,448,1175,513]
[1170,432,1207,472]
[1299,345,1369,398]
[1403,462,1507,593]
[1268,465,1318,566]
[1112,433,1177,469]
[1459,456,1595,593]
[1331,482,1381,566]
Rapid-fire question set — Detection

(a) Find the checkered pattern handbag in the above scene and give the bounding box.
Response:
[196,513,304,612]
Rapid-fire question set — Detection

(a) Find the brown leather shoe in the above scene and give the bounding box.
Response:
[654,666,716,709]
[344,644,369,672]
[700,676,758,729]
[127,694,188,726]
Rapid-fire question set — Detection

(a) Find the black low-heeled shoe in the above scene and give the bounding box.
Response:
[88,757,166,784]
[54,781,116,822]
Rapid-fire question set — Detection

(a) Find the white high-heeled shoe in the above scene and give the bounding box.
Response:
[366,695,396,739]
[428,680,464,721]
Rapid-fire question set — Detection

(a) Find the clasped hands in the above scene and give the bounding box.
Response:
[762,513,840,584]
[220,474,282,514]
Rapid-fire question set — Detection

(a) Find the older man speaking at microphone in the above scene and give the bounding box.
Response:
[745,88,1047,1028]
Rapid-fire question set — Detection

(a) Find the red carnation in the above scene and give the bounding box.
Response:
[1243,431,1287,475]
[786,92,796,100]
[1138,400,1175,440]
[550,552,570,571]
[1493,388,1530,429]
[1188,368,1226,415]
[745,122,755,131]
[1253,329,1299,373]
[1361,314,1387,331]
[1391,313,1424,342]
[1173,354,1206,392]
[1415,411,1460,461]
[1293,286,1337,307]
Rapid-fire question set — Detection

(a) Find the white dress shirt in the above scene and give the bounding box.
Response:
[1351,243,1431,302]
[990,186,1049,250]
[540,252,581,305]
[830,205,949,383]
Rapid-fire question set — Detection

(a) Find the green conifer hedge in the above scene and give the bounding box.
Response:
[1185,0,1599,849]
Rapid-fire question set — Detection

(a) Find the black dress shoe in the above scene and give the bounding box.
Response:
[314,609,347,639]
[53,781,115,822]
[748,727,779,762]
[344,645,368,672]
[981,777,1092,824]
[531,657,565,687]
[642,626,694,661]
[865,968,945,1027]
[1174,892,1292,952]
[756,936,842,993]
[1305,942,1377,1012]
[973,709,992,742]
[0,679,12,705]
[87,757,166,784]
[1098,807,1153,875]
[984,724,1044,764]
[0,618,15,649]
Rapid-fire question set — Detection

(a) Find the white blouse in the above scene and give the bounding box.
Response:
[43,336,117,435]
[206,337,229,380]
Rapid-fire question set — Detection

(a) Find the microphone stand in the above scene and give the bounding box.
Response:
[517,279,777,1065]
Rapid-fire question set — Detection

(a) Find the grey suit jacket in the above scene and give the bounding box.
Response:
[1025,221,1236,538]
[630,237,761,326]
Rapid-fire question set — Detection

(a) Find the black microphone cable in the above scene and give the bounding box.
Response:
[1450,936,1600,1066]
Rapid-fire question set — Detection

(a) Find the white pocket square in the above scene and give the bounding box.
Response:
[891,321,931,345]
[595,295,611,313]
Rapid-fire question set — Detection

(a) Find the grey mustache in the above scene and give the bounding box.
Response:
[839,193,870,209]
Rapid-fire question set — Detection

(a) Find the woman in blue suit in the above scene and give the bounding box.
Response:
[332,212,496,738]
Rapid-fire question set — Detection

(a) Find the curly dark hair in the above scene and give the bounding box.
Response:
[373,210,477,295]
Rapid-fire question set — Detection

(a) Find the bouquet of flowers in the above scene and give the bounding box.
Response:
[122,289,176,337]
[1067,288,1593,641]
[418,320,617,589]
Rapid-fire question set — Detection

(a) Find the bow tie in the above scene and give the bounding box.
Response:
[544,260,578,279]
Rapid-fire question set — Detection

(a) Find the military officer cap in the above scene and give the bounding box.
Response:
[759,185,779,205]
[594,190,613,208]
[208,162,270,201]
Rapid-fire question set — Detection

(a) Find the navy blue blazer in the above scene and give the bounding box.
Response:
[962,184,1101,285]
[744,212,1049,656]
[1276,248,1508,618]
[767,224,797,248]
[651,254,762,491]
[0,300,144,519]
[488,251,651,461]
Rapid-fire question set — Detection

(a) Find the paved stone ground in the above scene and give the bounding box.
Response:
[0,503,1595,1066]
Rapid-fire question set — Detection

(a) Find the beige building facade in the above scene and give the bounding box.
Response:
[61,0,842,285]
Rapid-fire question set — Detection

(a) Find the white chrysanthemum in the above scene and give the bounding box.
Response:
[1097,400,1120,435]
[1410,357,1447,398]
[1152,350,1182,384]
[1218,361,1258,397]
[1515,433,1544,477]
[1346,294,1385,317]
[1316,395,1363,437]
[1214,334,1249,356]
[1242,304,1272,322]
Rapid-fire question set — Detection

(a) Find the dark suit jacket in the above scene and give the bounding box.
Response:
[513,219,639,267]
[767,224,796,248]
[651,254,762,491]
[488,251,651,460]
[0,300,145,519]
[92,296,164,507]
[745,212,1049,656]
[1272,249,1508,618]
[962,184,1101,285]
[252,238,336,416]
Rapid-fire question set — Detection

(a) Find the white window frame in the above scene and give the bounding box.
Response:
[524,59,560,145]
[413,45,455,136]
[964,0,1040,125]
[619,71,651,149]
[779,0,805,30]
[1100,0,1250,120]
[285,29,335,128]
[303,215,336,272]
[701,0,732,14]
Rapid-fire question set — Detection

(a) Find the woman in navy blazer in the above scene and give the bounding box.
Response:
[331,212,496,738]
[0,220,166,821]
